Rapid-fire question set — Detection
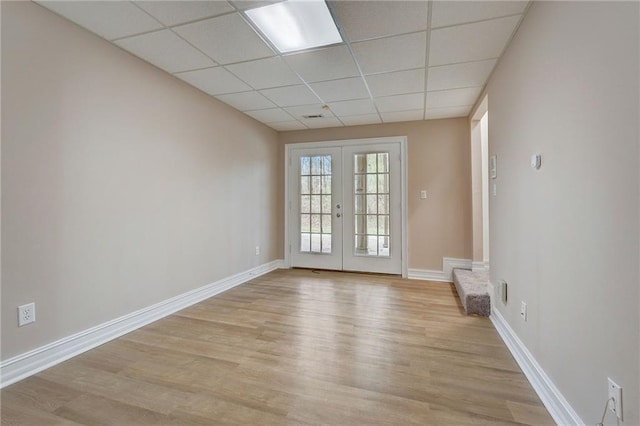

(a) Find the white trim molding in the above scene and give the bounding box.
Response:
[472,260,489,272]
[0,259,284,389]
[407,268,450,283]
[487,279,496,309]
[490,309,584,426]
[408,257,472,282]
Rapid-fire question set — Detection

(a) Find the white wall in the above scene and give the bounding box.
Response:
[1,1,281,360]
[485,1,639,424]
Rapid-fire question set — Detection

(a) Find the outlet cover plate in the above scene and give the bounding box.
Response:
[608,378,623,420]
[18,302,36,327]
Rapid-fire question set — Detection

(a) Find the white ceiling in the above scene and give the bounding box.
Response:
[37,0,529,131]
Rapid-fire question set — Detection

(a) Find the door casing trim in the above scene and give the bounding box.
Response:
[284,136,408,278]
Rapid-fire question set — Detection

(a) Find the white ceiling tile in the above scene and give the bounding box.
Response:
[303,117,344,129]
[284,45,359,83]
[174,13,274,64]
[381,110,424,123]
[226,57,302,89]
[215,91,276,111]
[245,108,294,123]
[268,120,308,131]
[134,1,235,26]
[327,99,376,116]
[39,1,162,40]
[427,87,482,109]
[115,29,215,73]
[366,68,424,98]
[375,93,424,113]
[175,67,251,95]
[331,1,428,42]
[339,114,382,126]
[429,15,520,66]
[231,0,284,11]
[431,1,527,28]
[352,32,426,75]
[427,59,496,91]
[425,106,471,119]
[284,104,335,119]
[260,85,321,107]
[309,77,369,103]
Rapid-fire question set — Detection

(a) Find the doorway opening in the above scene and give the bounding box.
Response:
[471,96,490,272]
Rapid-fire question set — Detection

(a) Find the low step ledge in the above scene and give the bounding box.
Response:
[452,268,490,317]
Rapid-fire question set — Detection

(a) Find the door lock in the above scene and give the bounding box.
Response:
[336,213,341,218]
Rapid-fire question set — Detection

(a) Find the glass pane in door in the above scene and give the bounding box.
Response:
[300,155,332,254]
[353,152,390,257]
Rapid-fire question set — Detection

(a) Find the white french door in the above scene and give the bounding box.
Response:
[290,147,343,270]
[287,139,404,275]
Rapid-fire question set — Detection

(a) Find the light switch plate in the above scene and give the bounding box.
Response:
[531,154,541,169]
[520,301,527,321]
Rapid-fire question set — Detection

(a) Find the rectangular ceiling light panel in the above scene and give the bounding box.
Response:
[246,0,343,53]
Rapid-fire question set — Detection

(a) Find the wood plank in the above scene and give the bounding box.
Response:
[1,269,554,425]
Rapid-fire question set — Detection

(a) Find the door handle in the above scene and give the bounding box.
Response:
[336,213,341,218]
[336,204,341,209]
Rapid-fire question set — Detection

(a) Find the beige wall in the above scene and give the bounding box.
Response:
[279,119,472,270]
[485,1,639,424]
[1,1,281,360]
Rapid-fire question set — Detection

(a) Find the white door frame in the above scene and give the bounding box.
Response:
[284,136,408,278]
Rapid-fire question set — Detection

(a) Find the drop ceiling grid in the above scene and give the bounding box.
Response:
[104,1,299,129]
[320,2,429,125]
[422,1,433,120]
[143,1,315,129]
[36,0,531,130]
[125,1,234,73]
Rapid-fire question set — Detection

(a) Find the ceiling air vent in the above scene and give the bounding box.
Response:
[303,114,324,119]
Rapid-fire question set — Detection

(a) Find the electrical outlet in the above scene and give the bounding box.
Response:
[608,378,623,420]
[18,302,36,327]
[520,301,527,321]
[255,245,260,256]
[420,190,427,199]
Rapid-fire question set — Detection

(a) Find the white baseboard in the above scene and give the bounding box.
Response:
[472,261,489,272]
[408,257,472,282]
[0,259,284,389]
[272,259,286,269]
[490,309,584,426]
[407,268,450,282]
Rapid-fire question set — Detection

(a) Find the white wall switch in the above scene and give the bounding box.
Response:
[492,183,497,196]
[531,154,542,170]
[520,301,527,321]
[255,246,260,256]
[18,302,36,327]
[489,155,497,179]
[420,190,427,199]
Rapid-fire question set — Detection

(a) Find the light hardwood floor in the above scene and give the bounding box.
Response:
[1,269,554,425]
